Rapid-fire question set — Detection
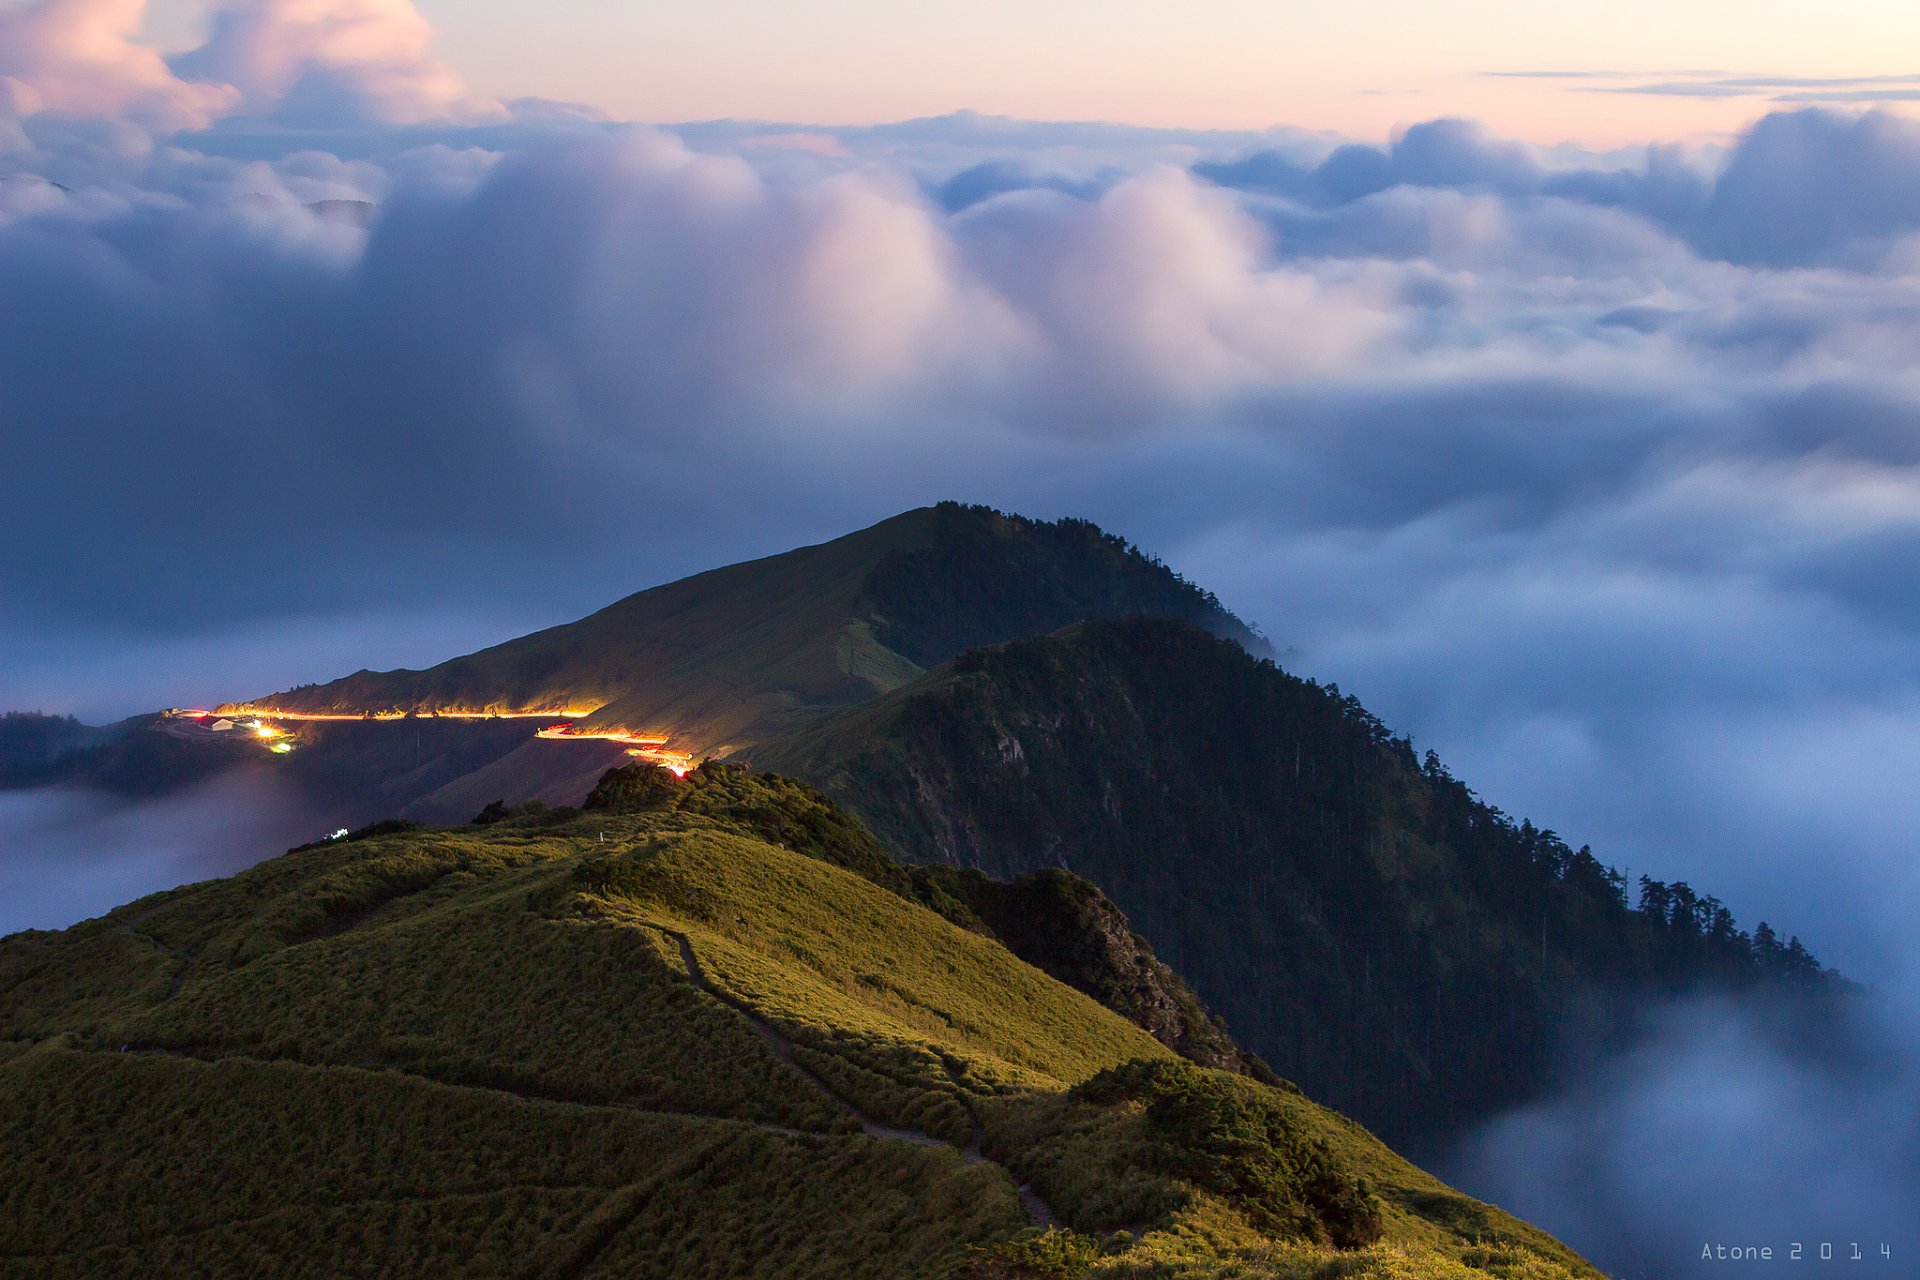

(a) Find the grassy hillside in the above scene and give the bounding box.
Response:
[244,503,1265,756]
[750,617,1844,1148]
[586,760,1267,1078]
[0,768,1596,1279]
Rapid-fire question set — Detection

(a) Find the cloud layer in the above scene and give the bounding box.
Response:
[0,774,325,934]
[7,94,1920,974]
[1444,992,1920,1279]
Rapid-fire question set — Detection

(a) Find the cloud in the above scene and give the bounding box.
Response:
[172,0,490,126]
[929,159,1104,212]
[1196,116,1545,205]
[1593,72,1920,104]
[1777,89,1920,103]
[1718,74,1920,88]
[1695,110,1920,265]
[1600,80,1757,98]
[951,169,1394,427]
[0,131,1404,633]
[0,775,326,935]
[1443,992,1920,1279]
[0,0,237,133]
[0,0,487,147]
[1487,67,1920,107]
[1195,106,1920,268]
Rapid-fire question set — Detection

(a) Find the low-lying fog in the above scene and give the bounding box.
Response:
[0,775,327,935]
[1442,992,1920,1278]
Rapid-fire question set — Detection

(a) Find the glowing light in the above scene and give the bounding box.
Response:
[628,749,694,777]
[536,722,696,775]
[164,704,691,770]
[208,706,596,722]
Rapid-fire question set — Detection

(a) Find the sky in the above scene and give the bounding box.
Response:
[6,0,1920,1273]
[132,0,1920,144]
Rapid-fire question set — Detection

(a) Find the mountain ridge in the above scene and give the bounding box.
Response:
[748,614,1845,1148]
[236,503,1267,757]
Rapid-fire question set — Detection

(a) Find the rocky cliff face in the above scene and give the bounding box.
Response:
[922,866,1278,1082]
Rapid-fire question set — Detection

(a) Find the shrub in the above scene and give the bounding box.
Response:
[1073,1058,1383,1248]
[584,763,688,813]
[967,1227,1101,1279]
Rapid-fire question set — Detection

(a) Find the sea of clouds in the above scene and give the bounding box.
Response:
[5,0,1920,1271]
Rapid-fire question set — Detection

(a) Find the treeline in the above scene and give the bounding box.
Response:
[857,501,1269,668]
[0,710,110,785]
[1407,742,1828,991]
[1636,876,1822,985]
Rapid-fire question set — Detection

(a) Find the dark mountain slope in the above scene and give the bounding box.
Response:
[0,767,1598,1280]
[749,617,1843,1148]
[0,712,127,786]
[923,865,1273,1080]
[244,503,1265,756]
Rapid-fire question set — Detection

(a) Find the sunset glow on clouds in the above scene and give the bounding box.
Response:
[1,0,481,133]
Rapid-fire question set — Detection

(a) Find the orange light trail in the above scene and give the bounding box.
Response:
[161,707,696,774]
[535,723,696,775]
[187,707,595,722]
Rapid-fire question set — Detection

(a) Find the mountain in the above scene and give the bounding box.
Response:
[243,502,1266,756]
[0,711,126,787]
[749,616,1844,1148]
[5,503,1261,832]
[4,505,1845,1155]
[0,765,1598,1280]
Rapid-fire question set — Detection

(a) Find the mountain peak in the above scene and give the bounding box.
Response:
[243,503,1264,759]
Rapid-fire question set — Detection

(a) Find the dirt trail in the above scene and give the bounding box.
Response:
[637,919,1062,1229]
[116,916,1065,1233]
[116,917,189,999]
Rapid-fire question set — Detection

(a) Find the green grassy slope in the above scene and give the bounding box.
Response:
[748,617,1845,1150]
[246,503,1264,755]
[0,769,1596,1280]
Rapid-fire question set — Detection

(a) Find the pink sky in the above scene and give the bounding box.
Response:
[102,0,1920,146]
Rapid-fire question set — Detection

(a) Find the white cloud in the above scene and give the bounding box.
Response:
[0,0,487,144]
[174,0,491,125]
[0,0,237,132]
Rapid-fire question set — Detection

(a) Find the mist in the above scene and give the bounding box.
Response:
[0,774,326,936]
[1444,991,1920,1278]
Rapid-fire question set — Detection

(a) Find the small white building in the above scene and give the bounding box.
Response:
[210,719,236,732]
